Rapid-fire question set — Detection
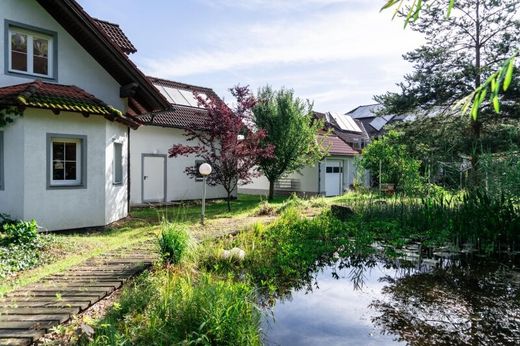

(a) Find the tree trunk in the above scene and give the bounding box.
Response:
[268,180,275,201]
[469,0,483,188]
[226,191,232,212]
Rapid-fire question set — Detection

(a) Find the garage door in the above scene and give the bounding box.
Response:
[325,161,342,197]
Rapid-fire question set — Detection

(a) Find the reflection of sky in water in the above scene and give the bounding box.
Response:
[262,264,404,346]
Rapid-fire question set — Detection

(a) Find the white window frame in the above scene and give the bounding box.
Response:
[7,25,54,78]
[113,142,123,185]
[50,138,82,187]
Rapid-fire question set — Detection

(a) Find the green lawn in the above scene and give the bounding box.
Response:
[0,194,290,295]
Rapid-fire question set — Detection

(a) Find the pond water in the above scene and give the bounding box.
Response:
[261,251,520,346]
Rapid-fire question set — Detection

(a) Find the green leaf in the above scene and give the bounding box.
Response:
[470,100,478,121]
[493,96,500,113]
[380,0,401,12]
[447,0,455,17]
[503,57,515,91]
[478,88,487,105]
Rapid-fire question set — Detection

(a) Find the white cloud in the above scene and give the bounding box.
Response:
[142,5,422,79]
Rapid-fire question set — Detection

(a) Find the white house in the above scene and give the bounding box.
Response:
[129,77,231,205]
[0,0,169,230]
[239,112,370,197]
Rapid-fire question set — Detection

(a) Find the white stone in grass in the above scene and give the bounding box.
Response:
[221,247,246,261]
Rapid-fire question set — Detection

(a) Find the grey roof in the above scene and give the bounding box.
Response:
[347,104,384,119]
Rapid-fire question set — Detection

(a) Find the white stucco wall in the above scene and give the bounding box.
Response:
[0,117,25,219]
[0,0,124,110]
[104,122,128,224]
[129,126,231,205]
[22,111,109,230]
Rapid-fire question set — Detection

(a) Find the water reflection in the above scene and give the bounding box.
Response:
[261,252,520,346]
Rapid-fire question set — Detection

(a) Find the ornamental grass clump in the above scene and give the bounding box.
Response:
[158,222,190,265]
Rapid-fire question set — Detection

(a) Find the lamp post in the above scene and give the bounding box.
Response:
[199,163,212,225]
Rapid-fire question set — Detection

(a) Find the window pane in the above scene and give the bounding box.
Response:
[33,38,49,75]
[53,160,64,180]
[65,143,76,161]
[65,162,76,180]
[11,32,28,71]
[114,143,123,184]
[53,142,64,160]
[326,167,333,173]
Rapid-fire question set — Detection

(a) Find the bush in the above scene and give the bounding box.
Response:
[158,223,190,264]
[1,220,39,246]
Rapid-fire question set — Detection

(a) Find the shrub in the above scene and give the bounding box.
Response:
[158,223,190,264]
[1,220,39,246]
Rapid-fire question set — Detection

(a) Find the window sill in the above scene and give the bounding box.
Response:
[6,70,56,82]
[113,182,123,186]
[47,184,86,190]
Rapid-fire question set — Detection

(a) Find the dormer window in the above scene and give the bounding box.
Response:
[6,23,56,79]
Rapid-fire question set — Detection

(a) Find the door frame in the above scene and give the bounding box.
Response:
[141,153,167,203]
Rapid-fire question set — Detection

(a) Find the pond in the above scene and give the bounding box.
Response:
[261,249,520,345]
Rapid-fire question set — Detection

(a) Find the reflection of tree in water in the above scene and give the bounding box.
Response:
[371,258,520,345]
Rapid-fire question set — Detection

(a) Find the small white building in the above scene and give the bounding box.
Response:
[129,77,231,205]
[240,133,365,197]
[0,0,168,230]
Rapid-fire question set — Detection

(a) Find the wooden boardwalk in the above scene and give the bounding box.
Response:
[0,244,156,346]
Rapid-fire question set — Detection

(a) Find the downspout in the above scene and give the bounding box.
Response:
[127,126,131,214]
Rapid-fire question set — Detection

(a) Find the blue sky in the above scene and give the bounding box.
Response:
[78,0,423,113]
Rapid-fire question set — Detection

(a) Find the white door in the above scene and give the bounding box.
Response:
[143,155,166,202]
[325,161,342,197]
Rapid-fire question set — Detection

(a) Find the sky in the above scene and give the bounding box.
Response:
[78,0,424,113]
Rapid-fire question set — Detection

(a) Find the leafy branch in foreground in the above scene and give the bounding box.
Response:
[456,53,517,120]
[380,0,517,119]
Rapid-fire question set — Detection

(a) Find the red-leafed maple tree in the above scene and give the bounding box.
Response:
[169,86,273,211]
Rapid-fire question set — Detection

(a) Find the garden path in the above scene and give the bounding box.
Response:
[0,241,156,346]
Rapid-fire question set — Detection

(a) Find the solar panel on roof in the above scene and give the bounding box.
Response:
[164,87,191,106]
[157,86,175,103]
[343,115,362,133]
[369,117,387,132]
[330,113,362,133]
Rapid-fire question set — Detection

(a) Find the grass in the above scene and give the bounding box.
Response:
[90,270,261,346]
[0,194,293,295]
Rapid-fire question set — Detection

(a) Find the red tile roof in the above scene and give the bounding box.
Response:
[93,18,137,55]
[318,134,359,156]
[0,80,140,129]
[137,106,208,129]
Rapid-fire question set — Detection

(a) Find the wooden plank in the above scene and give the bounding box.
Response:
[0,321,56,330]
[7,292,105,299]
[0,329,45,339]
[1,301,90,310]
[1,307,80,315]
[0,337,32,346]
[0,314,70,323]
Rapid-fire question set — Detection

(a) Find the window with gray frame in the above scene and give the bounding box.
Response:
[5,21,58,80]
[0,132,3,190]
[113,142,123,185]
[47,134,87,189]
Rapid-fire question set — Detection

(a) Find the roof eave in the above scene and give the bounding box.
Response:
[36,0,170,112]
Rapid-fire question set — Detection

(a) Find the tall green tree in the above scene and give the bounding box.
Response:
[253,86,325,200]
[377,0,520,185]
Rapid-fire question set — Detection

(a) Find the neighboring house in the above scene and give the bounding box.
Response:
[0,0,169,230]
[129,77,231,205]
[346,104,415,139]
[239,112,370,197]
